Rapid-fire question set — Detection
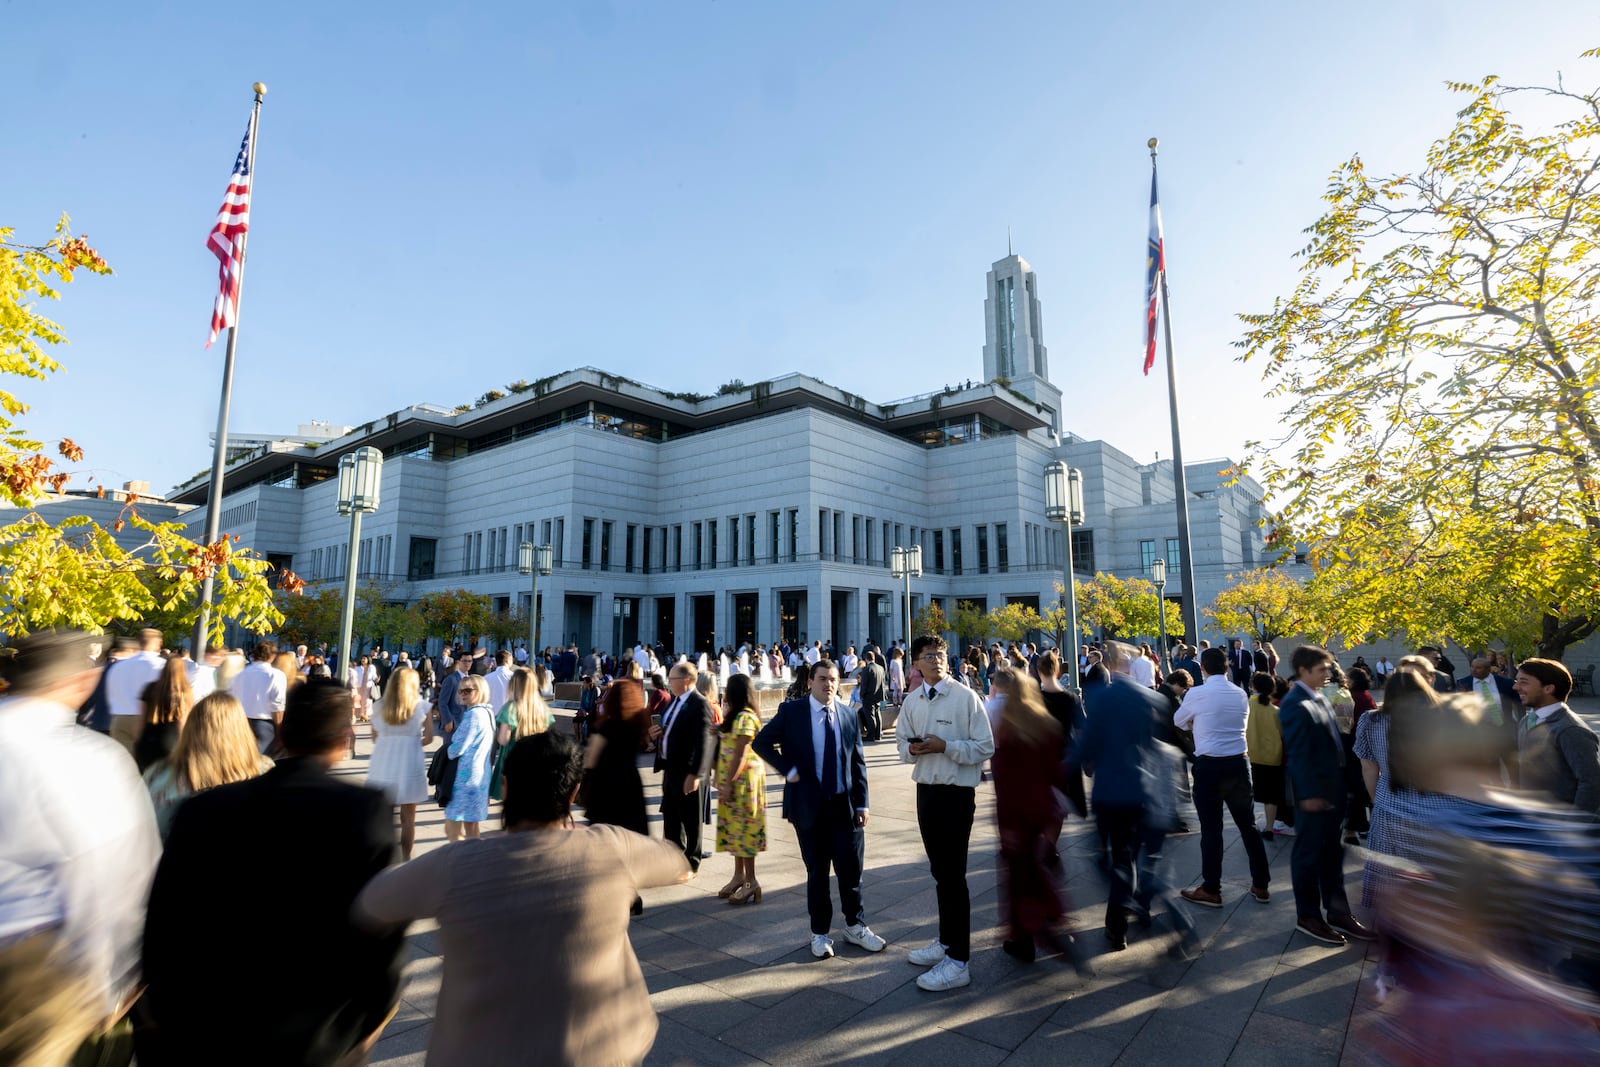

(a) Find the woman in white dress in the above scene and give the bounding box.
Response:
[348,655,375,724]
[367,666,433,859]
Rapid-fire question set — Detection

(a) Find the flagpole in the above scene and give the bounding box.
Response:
[192,82,266,654]
[1149,137,1199,646]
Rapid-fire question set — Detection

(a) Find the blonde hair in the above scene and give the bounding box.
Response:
[993,670,1062,749]
[505,668,550,737]
[458,675,489,707]
[379,667,421,725]
[271,651,301,690]
[167,692,270,792]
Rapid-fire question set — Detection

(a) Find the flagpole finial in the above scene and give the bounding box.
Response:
[1148,137,1159,163]
[252,82,268,98]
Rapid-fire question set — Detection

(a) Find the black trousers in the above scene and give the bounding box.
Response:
[795,794,866,935]
[661,777,703,872]
[1192,755,1271,894]
[1290,801,1352,921]
[858,702,882,741]
[916,783,976,961]
[1097,805,1143,938]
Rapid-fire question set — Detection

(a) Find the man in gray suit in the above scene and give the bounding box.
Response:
[1515,658,1600,815]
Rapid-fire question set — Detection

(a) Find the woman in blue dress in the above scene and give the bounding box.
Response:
[445,675,495,841]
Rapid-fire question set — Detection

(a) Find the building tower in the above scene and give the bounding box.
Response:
[982,253,1063,434]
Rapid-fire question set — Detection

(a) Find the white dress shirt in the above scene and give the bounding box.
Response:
[1173,673,1251,757]
[809,697,846,793]
[1128,656,1156,688]
[232,660,287,720]
[183,660,216,702]
[104,650,164,718]
[486,665,515,711]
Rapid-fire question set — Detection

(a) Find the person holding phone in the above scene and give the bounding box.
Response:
[896,634,996,991]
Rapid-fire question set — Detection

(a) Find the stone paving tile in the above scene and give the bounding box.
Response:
[881,1027,1010,1066]
[1227,1011,1345,1066]
[645,1014,762,1067]
[718,986,874,1065]
[1004,1025,1123,1066]
[1257,949,1363,1031]
[1046,977,1170,1046]
[649,978,768,1039]
[368,1018,431,1066]
[1116,1014,1242,1067]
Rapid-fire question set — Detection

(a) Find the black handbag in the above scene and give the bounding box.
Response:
[428,744,458,808]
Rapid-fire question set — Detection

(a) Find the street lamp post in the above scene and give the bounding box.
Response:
[890,545,922,647]
[1152,557,1170,675]
[612,597,632,661]
[1043,461,1084,692]
[518,542,553,656]
[335,447,383,684]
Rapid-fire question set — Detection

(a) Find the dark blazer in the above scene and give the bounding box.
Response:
[1069,675,1162,809]
[752,696,869,829]
[1278,683,1346,807]
[141,758,403,1066]
[1455,673,1522,722]
[436,668,467,732]
[653,690,714,783]
[855,661,886,706]
[1519,705,1600,814]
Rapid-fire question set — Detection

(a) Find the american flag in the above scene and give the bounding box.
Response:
[1144,168,1165,375]
[206,115,254,347]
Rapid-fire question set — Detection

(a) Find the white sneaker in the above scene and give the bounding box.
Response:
[810,934,835,959]
[1273,821,1295,836]
[916,957,971,991]
[842,923,886,952]
[907,938,947,966]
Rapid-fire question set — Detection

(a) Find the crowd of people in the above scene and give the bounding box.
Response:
[2,623,1598,1065]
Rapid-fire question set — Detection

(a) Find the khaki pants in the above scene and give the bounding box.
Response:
[109,716,143,756]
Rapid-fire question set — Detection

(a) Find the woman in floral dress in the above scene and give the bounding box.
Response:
[715,674,767,904]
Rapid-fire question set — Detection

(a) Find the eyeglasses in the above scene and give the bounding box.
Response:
[918,654,945,663]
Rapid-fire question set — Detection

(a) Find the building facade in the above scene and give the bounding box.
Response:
[171,255,1271,654]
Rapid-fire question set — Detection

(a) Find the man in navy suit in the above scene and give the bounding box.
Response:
[1278,646,1376,948]
[752,659,887,959]
[648,660,715,873]
[1457,657,1523,781]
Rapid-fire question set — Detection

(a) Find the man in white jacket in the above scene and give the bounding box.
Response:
[897,634,996,991]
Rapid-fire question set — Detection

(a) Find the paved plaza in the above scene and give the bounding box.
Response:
[346,696,1600,1066]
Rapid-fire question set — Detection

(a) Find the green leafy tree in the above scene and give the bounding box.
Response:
[1239,53,1600,660]
[0,217,283,643]
[416,589,493,645]
[988,601,1046,643]
[1204,568,1320,643]
[275,585,343,648]
[912,601,950,640]
[949,600,991,647]
[1074,572,1186,642]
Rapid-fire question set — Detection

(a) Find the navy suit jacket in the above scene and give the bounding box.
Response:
[653,690,714,784]
[1069,675,1162,809]
[1278,683,1346,807]
[752,696,868,829]
[1456,673,1523,722]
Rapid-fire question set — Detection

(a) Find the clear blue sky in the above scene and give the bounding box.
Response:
[9,2,1595,498]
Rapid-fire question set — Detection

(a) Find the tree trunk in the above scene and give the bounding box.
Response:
[1537,613,1595,663]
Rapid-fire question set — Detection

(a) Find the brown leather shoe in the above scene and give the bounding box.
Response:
[1249,884,1270,904]
[1328,913,1376,942]
[1296,917,1347,946]
[1180,886,1223,909]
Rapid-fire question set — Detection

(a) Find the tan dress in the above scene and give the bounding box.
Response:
[355,825,687,1065]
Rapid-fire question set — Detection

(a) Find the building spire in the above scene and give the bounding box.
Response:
[1007,224,1013,258]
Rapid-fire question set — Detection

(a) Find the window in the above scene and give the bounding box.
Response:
[951,528,963,576]
[866,519,875,564]
[1072,529,1095,575]
[976,525,989,574]
[933,529,945,573]
[853,516,862,563]
[995,523,1008,573]
[819,509,829,560]
[1139,539,1157,574]
[541,519,551,547]
[642,527,654,574]
[694,522,704,571]
[745,515,755,565]
[834,513,843,563]
[728,517,739,568]
[601,521,613,571]
[625,524,637,573]
[553,518,564,566]
[787,509,798,562]
[708,519,718,569]
[473,532,483,574]
[1166,537,1182,576]
[461,533,472,574]
[581,519,594,570]
[769,511,780,564]
[673,524,683,572]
